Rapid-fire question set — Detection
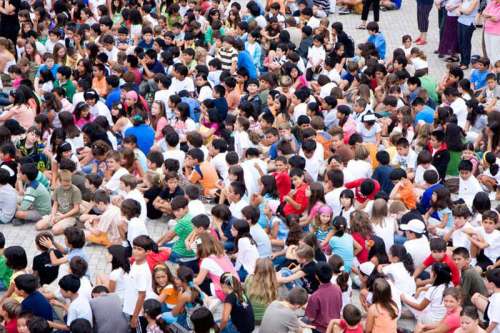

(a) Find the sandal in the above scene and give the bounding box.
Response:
[459,64,469,70]
[446,56,459,62]
[356,24,367,29]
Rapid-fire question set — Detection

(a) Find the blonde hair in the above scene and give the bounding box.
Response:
[245,258,278,304]
[58,169,72,181]
[196,233,225,258]
[354,145,369,161]
[2,298,21,319]
[371,198,389,226]
[389,200,406,215]
[146,171,161,188]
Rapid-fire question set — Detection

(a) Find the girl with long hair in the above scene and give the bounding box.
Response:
[219,273,255,333]
[244,258,278,324]
[327,216,354,272]
[382,244,416,296]
[365,278,398,333]
[194,233,237,302]
[231,219,259,281]
[370,198,397,252]
[299,182,326,227]
[350,210,373,264]
[425,187,453,236]
[414,287,463,333]
[153,264,178,311]
[95,245,131,301]
[150,101,168,142]
[255,175,280,231]
[73,102,94,129]
[401,262,452,324]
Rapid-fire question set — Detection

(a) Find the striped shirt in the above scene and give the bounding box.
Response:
[217,47,238,71]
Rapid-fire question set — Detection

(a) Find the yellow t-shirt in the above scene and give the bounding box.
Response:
[10,270,28,302]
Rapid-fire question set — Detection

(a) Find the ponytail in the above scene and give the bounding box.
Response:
[220,273,246,305]
[336,272,350,292]
[390,244,414,274]
[485,152,499,176]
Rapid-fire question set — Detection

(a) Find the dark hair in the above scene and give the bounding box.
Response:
[233,219,255,251]
[14,274,38,294]
[69,318,92,333]
[460,306,479,320]
[108,245,131,273]
[342,304,362,326]
[286,287,308,305]
[485,152,499,176]
[452,246,470,259]
[472,192,491,213]
[432,262,452,287]
[190,307,219,333]
[372,278,398,319]
[332,216,347,237]
[241,205,260,225]
[192,214,211,229]
[389,244,414,274]
[121,198,141,219]
[64,227,86,249]
[69,256,88,278]
[171,195,189,211]
[58,274,81,293]
[315,262,333,283]
[376,151,390,165]
[20,163,38,181]
[27,316,51,333]
[5,246,28,270]
[430,237,447,252]
[360,179,375,196]
[486,268,500,288]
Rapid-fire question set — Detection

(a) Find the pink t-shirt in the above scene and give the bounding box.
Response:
[444,307,461,333]
[484,2,500,35]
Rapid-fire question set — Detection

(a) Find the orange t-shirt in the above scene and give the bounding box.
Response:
[189,161,219,196]
[92,76,108,97]
[397,180,417,209]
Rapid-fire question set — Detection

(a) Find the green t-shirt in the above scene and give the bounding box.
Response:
[172,214,195,258]
[419,75,439,104]
[20,181,52,216]
[55,80,76,102]
[0,255,13,288]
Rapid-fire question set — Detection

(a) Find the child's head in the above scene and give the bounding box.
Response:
[4,246,27,271]
[452,247,471,271]
[108,245,130,273]
[481,210,499,233]
[429,238,447,261]
[431,187,451,210]
[170,195,189,219]
[192,214,211,232]
[1,298,21,320]
[458,159,474,180]
[452,204,470,229]
[332,216,347,237]
[58,274,81,298]
[315,262,333,284]
[69,256,88,278]
[389,244,414,274]
[120,198,141,220]
[459,306,480,332]
[486,268,500,290]
[228,181,245,203]
[396,137,410,156]
[211,204,232,223]
[14,274,38,296]
[35,232,53,252]
[443,287,462,310]
[119,174,138,192]
[131,235,152,262]
[289,168,305,188]
[339,189,354,208]
[92,189,110,212]
[58,169,73,190]
[190,307,217,333]
[317,205,333,226]
[431,262,452,286]
[241,205,260,226]
[295,244,314,264]
[342,304,362,327]
[152,264,174,291]
[286,287,308,309]
[143,299,162,322]
[64,227,85,249]
[185,185,201,201]
[376,151,390,166]
[16,311,33,333]
[371,278,398,319]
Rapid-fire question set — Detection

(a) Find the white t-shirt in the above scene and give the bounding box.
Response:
[229,199,249,219]
[415,164,437,186]
[241,159,268,198]
[299,145,324,182]
[211,152,228,180]
[162,149,185,171]
[168,77,195,95]
[393,149,418,171]
[383,262,416,296]
[293,103,308,123]
[67,294,93,326]
[346,159,373,179]
[79,276,93,300]
[109,268,130,301]
[234,131,253,158]
[188,200,207,216]
[475,227,500,263]
[458,175,482,209]
[123,262,155,315]
[91,101,114,126]
[404,236,431,268]
[450,98,468,129]
[325,187,346,216]
[487,292,500,333]
[451,222,473,251]
[372,217,397,252]
[235,237,259,274]
[423,284,448,323]
[126,217,149,245]
[126,189,148,222]
[356,122,381,144]
[105,168,129,195]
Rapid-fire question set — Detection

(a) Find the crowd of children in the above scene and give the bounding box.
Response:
[0,0,499,332]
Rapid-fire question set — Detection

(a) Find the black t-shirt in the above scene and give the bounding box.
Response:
[33,250,63,285]
[225,292,255,333]
[144,187,163,220]
[159,186,184,201]
[301,261,319,294]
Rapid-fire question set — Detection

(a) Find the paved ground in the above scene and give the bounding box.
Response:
[333,0,483,78]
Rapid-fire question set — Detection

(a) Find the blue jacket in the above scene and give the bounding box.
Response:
[238,50,258,80]
[368,33,387,60]
[245,41,262,72]
[106,87,121,109]
[125,124,155,155]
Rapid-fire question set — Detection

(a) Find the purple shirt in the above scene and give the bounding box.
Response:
[305,283,343,333]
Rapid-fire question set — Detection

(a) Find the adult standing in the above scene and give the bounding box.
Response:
[0,0,20,47]
[358,0,380,29]
[415,0,434,45]
[437,0,461,60]
[457,0,479,69]
[483,0,500,64]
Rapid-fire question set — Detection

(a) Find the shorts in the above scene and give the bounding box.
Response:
[86,232,111,247]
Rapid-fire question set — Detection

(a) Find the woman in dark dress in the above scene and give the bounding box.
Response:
[0,0,20,46]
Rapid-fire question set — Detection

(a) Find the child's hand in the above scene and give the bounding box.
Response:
[39,236,54,249]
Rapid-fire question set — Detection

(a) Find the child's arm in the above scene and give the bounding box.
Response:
[130,291,146,329]
[48,321,69,331]
[487,322,498,333]
[321,231,335,248]
[401,293,431,311]
[276,269,305,284]
[326,319,341,333]
[365,305,376,333]
[39,237,68,266]
[220,301,232,330]
[55,200,81,222]
[437,212,449,229]
[158,230,177,245]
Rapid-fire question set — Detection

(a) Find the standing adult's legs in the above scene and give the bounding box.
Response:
[458,23,475,67]
[360,0,375,27]
[373,0,380,22]
[416,2,433,43]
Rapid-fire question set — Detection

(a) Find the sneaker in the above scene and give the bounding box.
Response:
[337,7,351,14]
[416,39,427,45]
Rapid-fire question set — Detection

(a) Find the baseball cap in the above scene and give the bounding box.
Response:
[400,219,426,234]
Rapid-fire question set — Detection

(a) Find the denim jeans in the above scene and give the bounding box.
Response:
[458,23,475,66]
[169,251,199,274]
[279,267,304,290]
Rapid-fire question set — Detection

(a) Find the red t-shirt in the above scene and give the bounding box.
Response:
[423,254,461,286]
[345,178,381,204]
[339,320,363,333]
[272,170,291,202]
[283,183,308,216]
[130,249,171,271]
[352,232,369,263]
[5,318,17,333]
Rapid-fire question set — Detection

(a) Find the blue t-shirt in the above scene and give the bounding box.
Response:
[238,51,257,80]
[328,234,354,272]
[367,33,387,59]
[419,183,444,214]
[372,165,394,194]
[22,291,54,321]
[470,69,490,90]
[415,105,435,125]
[105,87,122,110]
[125,124,155,155]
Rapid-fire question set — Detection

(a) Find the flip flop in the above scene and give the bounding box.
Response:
[356,24,367,29]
